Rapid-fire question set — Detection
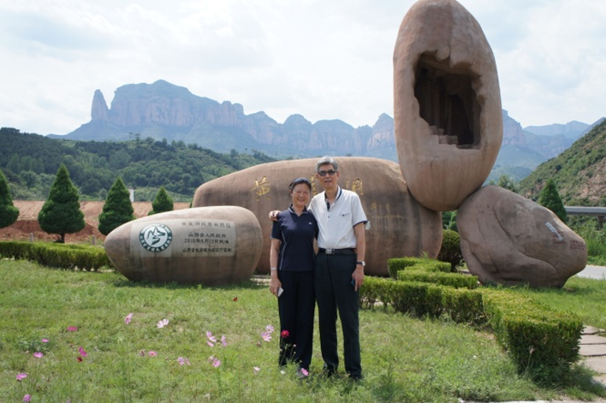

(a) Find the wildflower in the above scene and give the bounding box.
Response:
[253,366,260,374]
[41,338,49,343]
[76,356,83,362]
[233,297,238,302]
[149,351,157,357]
[261,332,272,342]
[221,335,227,346]
[178,356,190,365]
[67,326,78,332]
[140,350,146,356]
[301,368,309,377]
[33,352,43,358]
[124,313,133,324]
[206,331,217,343]
[281,330,290,338]
[266,324,274,333]
[207,340,214,347]
[16,373,27,381]
[78,347,88,358]
[208,355,221,367]
[157,319,169,329]
[23,394,31,402]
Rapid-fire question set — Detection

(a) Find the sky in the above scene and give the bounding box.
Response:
[1,0,605,136]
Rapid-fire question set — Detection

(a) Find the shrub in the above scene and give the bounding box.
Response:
[437,229,463,271]
[396,270,478,289]
[387,257,450,279]
[0,241,112,271]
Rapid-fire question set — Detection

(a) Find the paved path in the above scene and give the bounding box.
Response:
[576,265,606,280]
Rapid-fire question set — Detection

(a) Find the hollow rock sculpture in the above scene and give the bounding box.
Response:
[458,186,587,288]
[193,157,443,276]
[104,206,263,285]
[394,0,503,212]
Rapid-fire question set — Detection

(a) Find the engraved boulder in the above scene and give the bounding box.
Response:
[458,186,587,288]
[104,206,263,285]
[193,157,443,276]
[394,0,503,211]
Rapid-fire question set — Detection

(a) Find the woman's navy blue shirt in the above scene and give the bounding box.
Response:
[271,206,318,272]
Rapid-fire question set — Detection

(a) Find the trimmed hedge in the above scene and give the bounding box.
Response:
[387,257,451,279]
[397,270,478,289]
[360,275,582,380]
[0,241,112,271]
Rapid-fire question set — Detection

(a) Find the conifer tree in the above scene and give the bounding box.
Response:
[98,177,135,235]
[149,186,174,215]
[538,179,567,223]
[0,170,19,229]
[37,164,85,243]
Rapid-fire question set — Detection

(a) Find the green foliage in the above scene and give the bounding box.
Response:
[538,179,568,222]
[149,186,173,215]
[437,229,463,271]
[489,174,520,193]
[519,119,606,204]
[0,127,276,201]
[0,170,19,229]
[387,256,450,279]
[98,177,135,236]
[0,241,111,270]
[396,270,478,289]
[37,164,85,243]
[360,276,584,382]
[441,210,458,231]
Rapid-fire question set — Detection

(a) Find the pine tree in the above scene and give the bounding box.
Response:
[538,179,567,223]
[98,177,135,235]
[0,170,19,229]
[149,186,174,215]
[37,164,85,243]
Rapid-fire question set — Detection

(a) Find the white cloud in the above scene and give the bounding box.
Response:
[0,0,604,135]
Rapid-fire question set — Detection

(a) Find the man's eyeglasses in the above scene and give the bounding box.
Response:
[318,170,337,176]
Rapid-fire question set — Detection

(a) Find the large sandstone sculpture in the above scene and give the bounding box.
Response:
[458,186,587,287]
[193,157,443,276]
[104,206,263,285]
[394,0,503,212]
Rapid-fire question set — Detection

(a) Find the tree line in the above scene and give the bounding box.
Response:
[0,127,275,202]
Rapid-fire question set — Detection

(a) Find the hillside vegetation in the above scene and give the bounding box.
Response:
[0,127,275,202]
[520,120,606,205]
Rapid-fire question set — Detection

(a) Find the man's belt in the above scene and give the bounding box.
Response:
[318,248,355,255]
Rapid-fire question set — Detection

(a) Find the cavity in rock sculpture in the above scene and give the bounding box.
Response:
[394,0,503,212]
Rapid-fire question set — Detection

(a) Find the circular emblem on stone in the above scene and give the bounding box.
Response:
[139,223,173,252]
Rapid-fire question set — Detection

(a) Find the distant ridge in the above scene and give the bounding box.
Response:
[48,80,600,180]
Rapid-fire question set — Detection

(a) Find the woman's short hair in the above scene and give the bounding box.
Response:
[289,177,312,192]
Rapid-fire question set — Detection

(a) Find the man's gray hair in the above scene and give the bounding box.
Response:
[315,156,339,173]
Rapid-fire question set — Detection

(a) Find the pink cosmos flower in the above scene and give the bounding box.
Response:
[178,356,191,365]
[124,313,133,324]
[148,351,157,357]
[206,331,217,343]
[33,352,43,358]
[301,368,309,377]
[281,330,290,338]
[221,335,227,346]
[67,326,78,332]
[266,324,274,333]
[78,347,88,358]
[157,319,169,328]
[261,332,271,342]
[16,373,27,381]
[41,338,49,343]
[212,358,221,367]
[23,394,31,402]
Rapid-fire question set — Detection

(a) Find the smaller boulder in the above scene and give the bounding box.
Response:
[458,186,587,287]
[105,206,263,285]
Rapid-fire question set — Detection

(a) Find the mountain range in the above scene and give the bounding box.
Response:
[49,80,603,181]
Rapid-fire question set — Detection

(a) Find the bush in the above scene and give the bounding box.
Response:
[0,241,112,271]
[396,270,478,289]
[437,229,463,271]
[387,257,450,279]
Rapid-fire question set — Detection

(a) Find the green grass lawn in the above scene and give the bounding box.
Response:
[1,259,605,402]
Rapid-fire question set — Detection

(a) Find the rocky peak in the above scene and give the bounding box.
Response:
[91,90,109,121]
[502,110,526,146]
